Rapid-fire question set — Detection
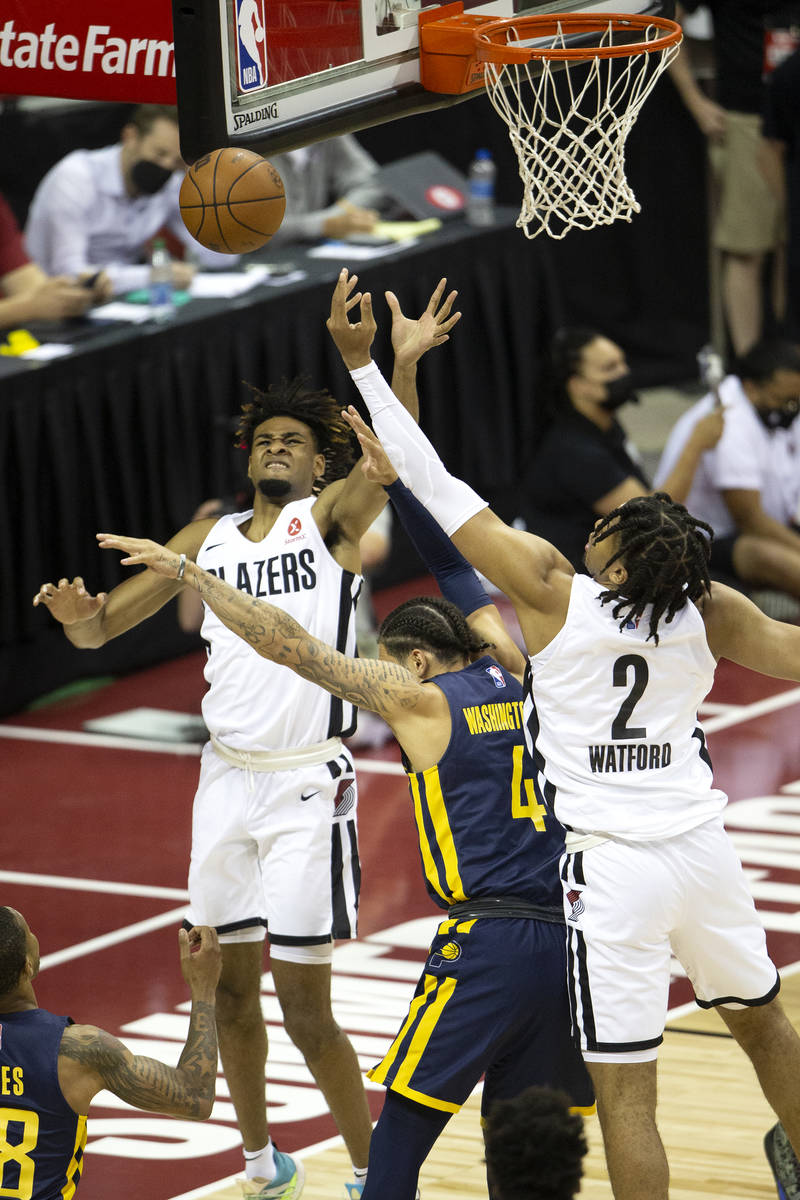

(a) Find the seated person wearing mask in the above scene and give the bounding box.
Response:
[655,339,800,598]
[517,328,724,570]
[25,104,233,296]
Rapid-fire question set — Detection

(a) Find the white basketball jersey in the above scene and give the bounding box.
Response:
[524,573,726,840]
[197,498,362,751]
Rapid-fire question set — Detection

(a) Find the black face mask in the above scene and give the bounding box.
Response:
[756,401,800,431]
[130,159,174,195]
[600,372,640,412]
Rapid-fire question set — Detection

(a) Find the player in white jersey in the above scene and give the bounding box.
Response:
[32,270,461,1200]
[318,287,800,1200]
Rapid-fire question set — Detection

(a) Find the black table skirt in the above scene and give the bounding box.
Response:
[2,213,559,713]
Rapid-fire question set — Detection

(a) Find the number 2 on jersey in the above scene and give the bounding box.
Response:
[0,1107,38,1200]
[611,654,649,740]
[510,744,547,829]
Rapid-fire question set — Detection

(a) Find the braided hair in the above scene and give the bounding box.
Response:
[592,493,713,644]
[236,376,356,489]
[378,596,492,666]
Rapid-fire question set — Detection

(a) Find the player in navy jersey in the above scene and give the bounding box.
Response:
[33,272,459,1200]
[323,286,800,1200]
[0,907,220,1200]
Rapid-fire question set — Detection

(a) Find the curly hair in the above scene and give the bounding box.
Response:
[236,376,357,489]
[592,493,713,643]
[378,596,492,664]
[484,1086,587,1200]
[0,908,27,996]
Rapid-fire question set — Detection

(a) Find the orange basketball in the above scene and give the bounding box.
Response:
[179,148,286,254]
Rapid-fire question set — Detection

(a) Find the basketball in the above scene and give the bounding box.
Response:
[179,148,286,254]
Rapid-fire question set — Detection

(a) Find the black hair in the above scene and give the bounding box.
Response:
[236,376,356,489]
[128,105,179,135]
[735,339,800,384]
[545,327,603,416]
[378,596,491,664]
[484,1086,587,1200]
[592,493,713,643]
[0,908,27,995]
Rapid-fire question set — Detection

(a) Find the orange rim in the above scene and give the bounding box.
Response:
[473,13,682,64]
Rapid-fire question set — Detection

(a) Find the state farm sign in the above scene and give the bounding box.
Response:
[2,0,177,103]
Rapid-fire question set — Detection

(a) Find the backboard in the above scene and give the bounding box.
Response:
[171,0,668,162]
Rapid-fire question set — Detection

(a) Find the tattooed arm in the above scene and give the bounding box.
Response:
[95,533,430,721]
[58,926,221,1117]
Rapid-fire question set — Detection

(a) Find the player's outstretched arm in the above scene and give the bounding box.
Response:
[386,276,461,419]
[32,521,217,647]
[703,583,800,680]
[355,411,527,678]
[58,927,220,1118]
[96,532,430,721]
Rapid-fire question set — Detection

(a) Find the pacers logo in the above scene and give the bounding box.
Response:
[429,941,461,969]
[235,0,268,94]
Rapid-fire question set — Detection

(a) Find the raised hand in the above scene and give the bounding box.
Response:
[387,277,461,369]
[342,406,399,486]
[179,926,222,1000]
[32,577,107,625]
[325,267,375,370]
[96,533,182,577]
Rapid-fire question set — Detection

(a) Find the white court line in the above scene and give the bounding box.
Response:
[702,685,800,734]
[0,723,407,775]
[39,905,189,971]
[0,870,189,900]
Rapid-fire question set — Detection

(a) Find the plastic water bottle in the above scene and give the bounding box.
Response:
[149,237,174,321]
[466,148,496,227]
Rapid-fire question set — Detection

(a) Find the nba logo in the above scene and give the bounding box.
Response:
[235,0,268,95]
[485,665,506,689]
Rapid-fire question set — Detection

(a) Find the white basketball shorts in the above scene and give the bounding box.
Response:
[561,816,779,1063]
[187,742,360,954]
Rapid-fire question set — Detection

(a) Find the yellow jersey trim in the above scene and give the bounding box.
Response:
[418,766,467,903]
[61,1114,87,1200]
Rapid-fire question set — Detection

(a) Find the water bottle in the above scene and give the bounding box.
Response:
[466,148,496,227]
[149,237,174,321]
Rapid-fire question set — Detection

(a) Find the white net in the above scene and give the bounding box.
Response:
[482,20,682,239]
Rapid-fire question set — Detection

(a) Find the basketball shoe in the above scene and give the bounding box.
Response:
[241,1150,304,1199]
[764,1123,800,1200]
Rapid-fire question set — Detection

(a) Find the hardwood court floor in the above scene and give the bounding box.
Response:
[196,976,800,1200]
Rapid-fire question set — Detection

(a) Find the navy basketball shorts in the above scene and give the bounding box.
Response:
[369,915,594,1115]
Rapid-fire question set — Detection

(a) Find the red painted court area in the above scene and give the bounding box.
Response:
[4,611,800,1200]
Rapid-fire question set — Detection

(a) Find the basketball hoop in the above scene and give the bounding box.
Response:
[419,11,683,239]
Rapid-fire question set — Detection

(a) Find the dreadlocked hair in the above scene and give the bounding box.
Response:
[593,493,713,644]
[236,375,356,490]
[378,596,493,665]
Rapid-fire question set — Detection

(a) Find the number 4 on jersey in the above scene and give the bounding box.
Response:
[510,744,547,830]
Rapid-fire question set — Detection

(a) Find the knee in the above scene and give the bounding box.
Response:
[215,976,263,1031]
[281,1001,340,1060]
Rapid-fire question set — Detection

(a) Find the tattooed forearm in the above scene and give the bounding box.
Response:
[187,562,420,717]
[61,1001,217,1119]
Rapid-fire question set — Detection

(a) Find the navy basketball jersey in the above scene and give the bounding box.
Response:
[403,657,565,910]
[0,1009,86,1200]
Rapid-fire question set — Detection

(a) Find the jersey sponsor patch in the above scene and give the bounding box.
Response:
[485,665,507,689]
[287,517,302,537]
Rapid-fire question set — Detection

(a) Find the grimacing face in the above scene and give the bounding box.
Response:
[248,416,326,499]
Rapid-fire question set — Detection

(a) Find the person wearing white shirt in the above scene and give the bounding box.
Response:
[25,105,235,297]
[655,339,800,595]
